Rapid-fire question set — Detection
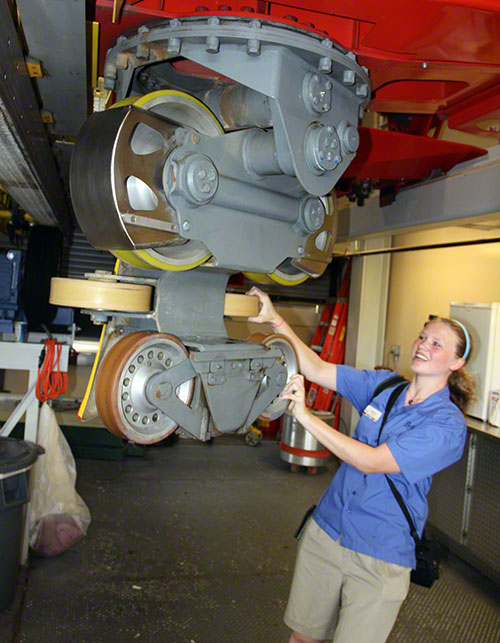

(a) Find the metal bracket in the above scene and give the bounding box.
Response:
[146,359,209,440]
[243,359,288,429]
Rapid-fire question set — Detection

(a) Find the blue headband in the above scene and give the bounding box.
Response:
[452,319,471,360]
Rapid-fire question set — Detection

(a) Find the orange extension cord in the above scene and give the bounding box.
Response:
[36,338,68,402]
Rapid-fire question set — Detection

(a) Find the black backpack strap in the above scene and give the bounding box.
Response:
[385,475,420,544]
[370,375,421,546]
[375,382,407,445]
[372,375,407,401]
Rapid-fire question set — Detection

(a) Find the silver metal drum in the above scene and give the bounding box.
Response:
[279,410,333,467]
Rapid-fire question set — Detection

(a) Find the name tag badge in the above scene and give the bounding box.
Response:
[363,404,382,422]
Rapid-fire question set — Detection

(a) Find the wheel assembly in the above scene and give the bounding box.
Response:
[61,16,368,441]
[95,331,194,444]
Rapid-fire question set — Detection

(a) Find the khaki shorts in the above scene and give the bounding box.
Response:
[284,518,410,643]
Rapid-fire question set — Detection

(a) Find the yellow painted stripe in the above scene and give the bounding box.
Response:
[77,323,107,421]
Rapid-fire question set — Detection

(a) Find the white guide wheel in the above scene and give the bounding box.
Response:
[49,277,152,312]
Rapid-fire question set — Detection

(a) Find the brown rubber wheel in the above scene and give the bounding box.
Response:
[96,331,193,443]
[96,331,151,438]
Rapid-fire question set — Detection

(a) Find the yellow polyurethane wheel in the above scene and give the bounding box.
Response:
[243,272,274,285]
[113,90,224,135]
[111,250,153,270]
[268,269,309,286]
[49,277,152,312]
[134,247,211,272]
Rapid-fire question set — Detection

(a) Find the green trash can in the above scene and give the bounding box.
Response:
[0,437,44,611]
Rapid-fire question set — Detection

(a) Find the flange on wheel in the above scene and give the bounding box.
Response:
[96,331,194,444]
[248,333,299,420]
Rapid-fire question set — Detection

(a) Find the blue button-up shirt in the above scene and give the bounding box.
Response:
[313,366,467,568]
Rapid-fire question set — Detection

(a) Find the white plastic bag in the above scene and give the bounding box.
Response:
[29,402,91,556]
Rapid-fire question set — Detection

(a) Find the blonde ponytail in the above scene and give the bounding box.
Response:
[448,368,476,412]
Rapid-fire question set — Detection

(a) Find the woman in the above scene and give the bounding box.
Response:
[247,286,475,643]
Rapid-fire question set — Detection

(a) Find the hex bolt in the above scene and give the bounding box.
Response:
[167,37,181,55]
[318,56,332,73]
[356,83,369,97]
[192,133,200,144]
[298,246,305,255]
[138,25,150,35]
[136,43,149,60]
[182,221,191,231]
[247,38,261,56]
[343,69,355,85]
[206,35,220,53]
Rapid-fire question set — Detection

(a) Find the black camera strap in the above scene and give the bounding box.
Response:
[371,377,421,545]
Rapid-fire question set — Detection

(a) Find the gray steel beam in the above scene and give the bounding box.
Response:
[16,0,88,139]
[337,147,500,242]
[0,0,70,232]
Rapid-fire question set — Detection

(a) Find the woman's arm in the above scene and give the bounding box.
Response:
[281,374,401,475]
[247,287,337,390]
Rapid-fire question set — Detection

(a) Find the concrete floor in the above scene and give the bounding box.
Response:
[1,436,499,643]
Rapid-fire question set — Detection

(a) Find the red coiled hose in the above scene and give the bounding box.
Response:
[36,338,68,402]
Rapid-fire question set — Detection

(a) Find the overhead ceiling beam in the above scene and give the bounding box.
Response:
[336,147,500,242]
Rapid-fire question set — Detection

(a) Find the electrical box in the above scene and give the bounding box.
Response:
[450,302,500,422]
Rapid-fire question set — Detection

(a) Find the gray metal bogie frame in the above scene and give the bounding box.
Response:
[86,268,291,440]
